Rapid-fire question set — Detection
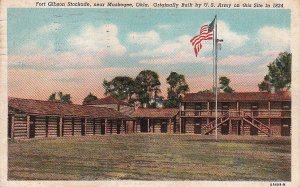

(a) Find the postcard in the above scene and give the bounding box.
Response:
[0,0,299,186]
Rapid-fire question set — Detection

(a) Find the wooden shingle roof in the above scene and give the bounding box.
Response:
[182,91,291,102]
[85,96,131,106]
[131,108,179,118]
[8,97,132,119]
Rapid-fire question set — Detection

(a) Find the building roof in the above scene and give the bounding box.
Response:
[8,97,132,119]
[85,96,131,106]
[182,91,291,102]
[131,108,179,118]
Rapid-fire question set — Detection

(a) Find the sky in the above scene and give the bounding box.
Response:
[8,8,290,104]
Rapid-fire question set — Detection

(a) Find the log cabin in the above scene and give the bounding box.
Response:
[131,108,179,133]
[8,97,133,139]
[179,91,291,136]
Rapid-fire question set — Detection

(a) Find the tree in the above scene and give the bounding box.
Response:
[48,93,56,101]
[258,75,271,92]
[164,72,189,108]
[48,92,72,104]
[258,52,291,91]
[198,89,212,93]
[219,76,234,93]
[83,92,98,105]
[135,70,161,108]
[103,76,135,101]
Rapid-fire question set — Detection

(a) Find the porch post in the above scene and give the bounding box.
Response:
[169,118,172,133]
[45,116,49,137]
[93,118,96,135]
[133,120,135,133]
[241,119,244,136]
[237,101,240,116]
[179,102,182,134]
[71,117,75,136]
[105,118,108,134]
[84,118,87,136]
[229,119,232,135]
[59,116,63,137]
[122,120,125,134]
[268,101,271,134]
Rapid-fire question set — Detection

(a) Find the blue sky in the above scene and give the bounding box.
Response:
[8,8,291,103]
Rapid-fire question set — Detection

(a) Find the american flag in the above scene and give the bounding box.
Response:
[190,18,215,57]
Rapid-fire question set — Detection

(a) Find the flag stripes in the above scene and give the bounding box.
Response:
[190,22,214,57]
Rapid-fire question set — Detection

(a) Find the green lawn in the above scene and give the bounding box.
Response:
[8,134,291,180]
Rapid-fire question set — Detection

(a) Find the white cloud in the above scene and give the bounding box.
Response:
[219,55,262,66]
[257,26,290,51]
[130,21,249,65]
[37,23,62,33]
[68,24,126,55]
[127,30,160,46]
[157,24,172,30]
[218,21,249,49]
[131,34,212,64]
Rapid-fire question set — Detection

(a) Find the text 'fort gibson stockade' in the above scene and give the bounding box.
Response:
[35,2,284,8]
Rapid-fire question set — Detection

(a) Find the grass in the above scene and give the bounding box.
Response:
[8,134,291,181]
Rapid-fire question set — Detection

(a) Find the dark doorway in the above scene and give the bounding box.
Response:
[281,119,291,136]
[161,121,168,133]
[250,125,258,135]
[81,119,85,136]
[194,118,201,134]
[221,123,229,135]
[140,119,148,132]
[251,103,259,117]
[117,121,121,134]
[57,117,60,137]
[29,116,35,138]
[101,124,105,135]
[194,125,201,134]
[237,121,241,135]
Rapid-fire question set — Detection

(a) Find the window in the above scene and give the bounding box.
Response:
[222,103,229,110]
[251,103,258,109]
[282,102,291,110]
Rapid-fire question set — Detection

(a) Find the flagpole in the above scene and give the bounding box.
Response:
[214,15,218,141]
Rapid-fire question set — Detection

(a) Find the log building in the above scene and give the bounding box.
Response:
[8,98,133,139]
[179,91,291,136]
[131,108,179,133]
[8,91,291,139]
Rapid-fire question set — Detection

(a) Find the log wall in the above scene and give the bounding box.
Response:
[13,114,27,139]
[8,110,130,139]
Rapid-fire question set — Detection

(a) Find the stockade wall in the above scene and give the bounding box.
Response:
[8,111,129,139]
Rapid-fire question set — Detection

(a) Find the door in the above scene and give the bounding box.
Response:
[281,119,291,136]
[251,103,259,117]
[237,121,241,135]
[81,119,85,136]
[221,123,229,135]
[161,120,168,133]
[194,118,201,134]
[194,103,202,116]
[29,116,35,138]
[117,122,121,134]
[140,119,148,132]
[101,124,105,135]
[250,126,258,135]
